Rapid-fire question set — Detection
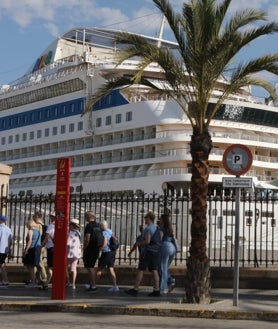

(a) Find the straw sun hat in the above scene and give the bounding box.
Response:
[69,218,80,227]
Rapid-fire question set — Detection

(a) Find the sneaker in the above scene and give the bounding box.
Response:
[0,282,9,288]
[161,289,168,294]
[1,281,9,285]
[86,285,97,292]
[39,284,48,291]
[168,282,175,293]
[125,288,138,296]
[25,283,37,289]
[108,285,119,292]
[148,290,161,297]
[72,285,76,290]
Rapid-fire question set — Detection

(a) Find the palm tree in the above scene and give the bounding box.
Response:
[83,0,278,303]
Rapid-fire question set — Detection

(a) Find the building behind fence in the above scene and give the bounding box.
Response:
[1,190,277,268]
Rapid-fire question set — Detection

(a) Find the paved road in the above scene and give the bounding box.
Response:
[1,312,278,329]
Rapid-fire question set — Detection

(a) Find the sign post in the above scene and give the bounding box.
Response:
[52,158,71,300]
[222,144,253,307]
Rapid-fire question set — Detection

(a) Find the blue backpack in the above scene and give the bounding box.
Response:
[109,235,120,251]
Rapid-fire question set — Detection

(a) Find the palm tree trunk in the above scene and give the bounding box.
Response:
[185,128,212,304]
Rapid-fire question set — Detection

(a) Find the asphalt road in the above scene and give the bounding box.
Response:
[1,312,278,329]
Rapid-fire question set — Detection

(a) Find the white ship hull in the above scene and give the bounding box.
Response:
[0,27,277,197]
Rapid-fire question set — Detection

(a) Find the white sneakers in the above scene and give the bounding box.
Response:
[108,285,119,292]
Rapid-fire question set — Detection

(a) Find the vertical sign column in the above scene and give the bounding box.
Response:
[52,158,71,300]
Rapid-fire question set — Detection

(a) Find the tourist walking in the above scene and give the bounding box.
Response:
[0,215,13,287]
[83,211,103,292]
[67,218,82,290]
[23,219,41,288]
[125,211,162,297]
[32,212,47,285]
[96,220,119,292]
[158,214,176,294]
[40,212,55,290]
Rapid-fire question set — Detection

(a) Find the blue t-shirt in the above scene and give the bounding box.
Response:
[143,224,157,241]
[102,228,113,253]
[161,227,173,242]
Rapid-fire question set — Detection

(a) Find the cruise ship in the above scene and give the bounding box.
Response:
[0,27,278,197]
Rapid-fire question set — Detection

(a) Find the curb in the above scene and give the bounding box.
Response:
[1,302,277,321]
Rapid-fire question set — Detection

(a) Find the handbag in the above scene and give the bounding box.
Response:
[172,237,181,253]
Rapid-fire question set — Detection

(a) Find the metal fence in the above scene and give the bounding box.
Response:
[1,190,277,267]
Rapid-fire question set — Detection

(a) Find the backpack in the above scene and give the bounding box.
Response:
[88,222,103,247]
[92,226,104,247]
[109,235,120,251]
[147,227,162,252]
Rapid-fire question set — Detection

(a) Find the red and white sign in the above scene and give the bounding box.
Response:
[222,144,253,176]
[52,158,71,300]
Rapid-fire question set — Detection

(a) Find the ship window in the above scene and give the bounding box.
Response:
[115,113,121,124]
[77,121,83,131]
[54,107,58,116]
[1,120,5,128]
[37,130,42,138]
[69,123,74,132]
[61,125,66,134]
[96,118,102,127]
[38,111,42,120]
[53,127,58,135]
[29,131,34,140]
[22,133,27,141]
[105,116,111,126]
[79,101,83,111]
[62,105,66,115]
[46,109,50,118]
[71,103,75,113]
[45,128,49,137]
[1,137,5,145]
[126,111,132,121]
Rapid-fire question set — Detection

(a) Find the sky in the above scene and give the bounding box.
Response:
[0,0,277,98]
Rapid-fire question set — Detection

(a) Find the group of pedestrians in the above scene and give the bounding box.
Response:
[125,211,178,297]
[0,209,179,296]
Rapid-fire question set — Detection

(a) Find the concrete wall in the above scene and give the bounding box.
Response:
[7,264,278,289]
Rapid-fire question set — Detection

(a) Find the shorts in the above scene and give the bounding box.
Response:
[46,247,54,268]
[0,253,7,264]
[83,248,99,268]
[98,251,116,269]
[23,247,40,266]
[138,249,160,271]
[67,258,78,272]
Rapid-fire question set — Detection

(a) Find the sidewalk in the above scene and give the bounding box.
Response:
[0,284,277,321]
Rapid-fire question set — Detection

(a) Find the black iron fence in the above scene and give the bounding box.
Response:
[1,191,277,267]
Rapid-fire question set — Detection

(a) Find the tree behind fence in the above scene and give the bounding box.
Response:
[1,191,277,267]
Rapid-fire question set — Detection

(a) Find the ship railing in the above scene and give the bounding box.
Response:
[0,55,86,94]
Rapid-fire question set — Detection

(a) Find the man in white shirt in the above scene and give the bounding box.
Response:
[0,215,13,287]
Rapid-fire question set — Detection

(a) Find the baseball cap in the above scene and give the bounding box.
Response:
[0,215,7,222]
